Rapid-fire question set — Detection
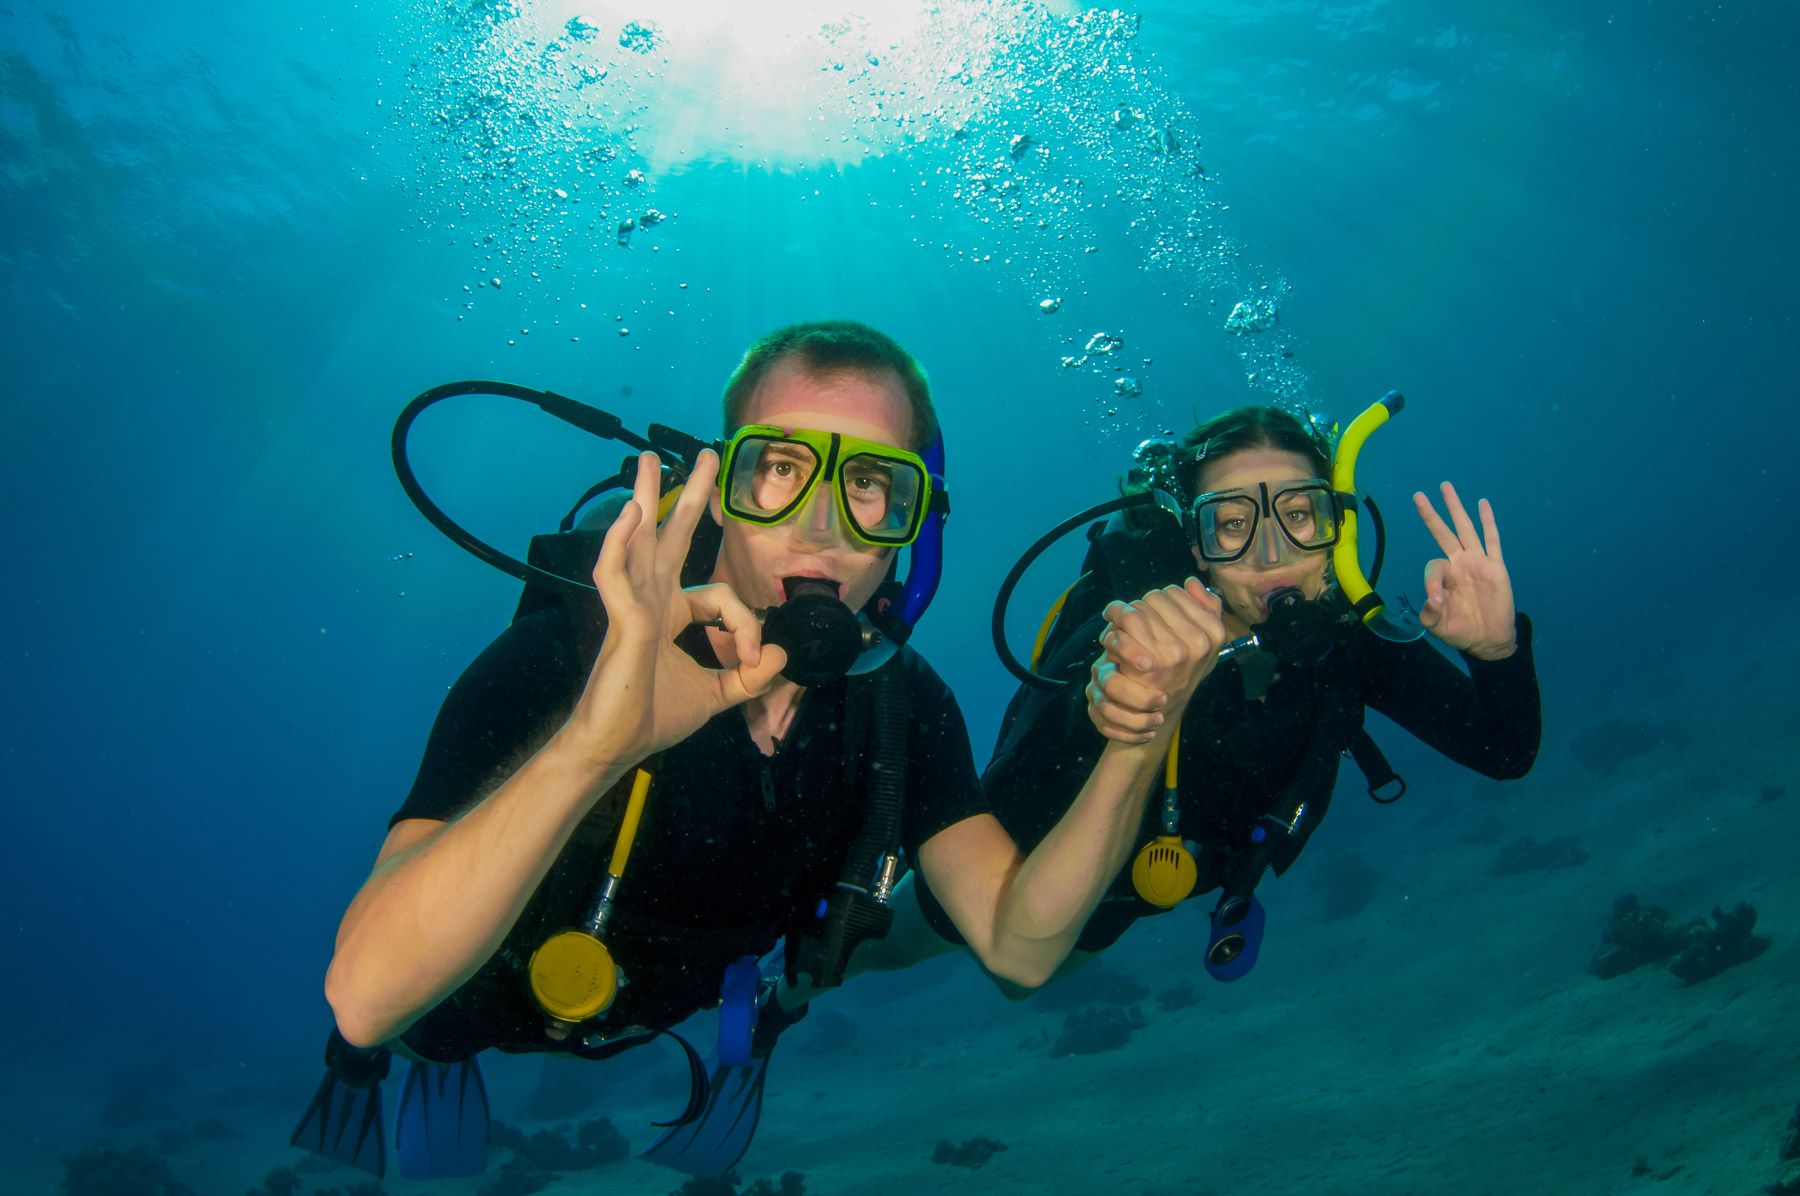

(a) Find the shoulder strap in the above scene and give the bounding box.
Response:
[1348,728,1406,803]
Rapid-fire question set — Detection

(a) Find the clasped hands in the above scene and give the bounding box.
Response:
[1086,578,1227,745]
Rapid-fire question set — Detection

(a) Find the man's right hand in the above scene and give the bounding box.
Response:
[564,450,789,768]
[329,451,791,1048]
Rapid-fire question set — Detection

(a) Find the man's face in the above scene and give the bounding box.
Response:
[710,356,914,614]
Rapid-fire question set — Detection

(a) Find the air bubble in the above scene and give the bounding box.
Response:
[1225,297,1279,334]
[618,21,661,54]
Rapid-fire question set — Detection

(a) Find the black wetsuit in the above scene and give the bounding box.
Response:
[929,608,1540,952]
[391,605,983,1061]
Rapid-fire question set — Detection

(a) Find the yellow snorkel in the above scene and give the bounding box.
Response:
[1330,391,1424,643]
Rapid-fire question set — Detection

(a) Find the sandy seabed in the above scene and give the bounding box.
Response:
[8,618,1798,1196]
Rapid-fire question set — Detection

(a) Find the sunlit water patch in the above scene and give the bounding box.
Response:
[382,0,1309,418]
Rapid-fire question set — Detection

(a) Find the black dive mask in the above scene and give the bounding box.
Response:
[761,578,868,687]
[1255,587,1345,669]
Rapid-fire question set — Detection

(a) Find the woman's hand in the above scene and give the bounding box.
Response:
[1086,579,1226,744]
[566,451,789,766]
[1413,481,1517,660]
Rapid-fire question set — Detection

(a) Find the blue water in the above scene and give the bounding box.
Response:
[3,1,1797,1192]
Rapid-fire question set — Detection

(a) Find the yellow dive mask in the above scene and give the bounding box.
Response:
[719,424,938,548]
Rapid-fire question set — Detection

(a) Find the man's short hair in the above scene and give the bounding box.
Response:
[721,320,937,449]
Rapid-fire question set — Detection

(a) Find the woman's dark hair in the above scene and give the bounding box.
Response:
[1130,406,1332,504]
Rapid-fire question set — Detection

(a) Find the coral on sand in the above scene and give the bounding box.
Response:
[483,1117,629,1195]
[1668,902,1771,985]
[1492,834,1589,877]
[933,1138,1008,1169]
[668,1171,805,1196]
[1051,1004,1147,1056]
[1590,894,1688,979]
[1590,895,1773,984]
[248,1165,381,1196]
[244,1167,303,1196]
[154,1118,241,1154]
[61,1144,196,1196]
[1155,981,1198,1012]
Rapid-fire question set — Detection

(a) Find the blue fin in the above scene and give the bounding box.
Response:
[640,1052,771,1179]
[715,956,761,1068]
[395,1057,490,1179]
[643,950,790,1178]
[290,1030,389,1177]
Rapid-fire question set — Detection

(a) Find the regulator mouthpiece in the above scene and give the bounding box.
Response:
[1257,588,1342,668]
[1265,586,1305,612]
[763,578,865,686]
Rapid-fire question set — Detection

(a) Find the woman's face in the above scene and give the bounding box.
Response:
[1191,446,1332,626]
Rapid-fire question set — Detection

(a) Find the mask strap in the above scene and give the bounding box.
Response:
[893,428,946,629]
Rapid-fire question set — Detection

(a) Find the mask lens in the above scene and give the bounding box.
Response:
[1195,495,1259,561]
[1271,484,1337,550]
[727,435,820,522]
[839,451,924,544]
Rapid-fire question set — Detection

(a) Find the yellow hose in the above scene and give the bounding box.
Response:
[606,768,653,877]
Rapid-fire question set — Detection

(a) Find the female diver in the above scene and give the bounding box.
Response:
[916,402,1542,976]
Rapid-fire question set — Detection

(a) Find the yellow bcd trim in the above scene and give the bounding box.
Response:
[1029,577,1082,672]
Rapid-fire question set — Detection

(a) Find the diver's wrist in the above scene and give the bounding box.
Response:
[1098,727,1177,770]
[1464,638,1517,662]
[545,724,640,794]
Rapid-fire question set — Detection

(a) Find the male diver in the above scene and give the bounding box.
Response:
[297,322,1224,1180]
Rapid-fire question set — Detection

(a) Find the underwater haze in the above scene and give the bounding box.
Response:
[3,1,1798,1193]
